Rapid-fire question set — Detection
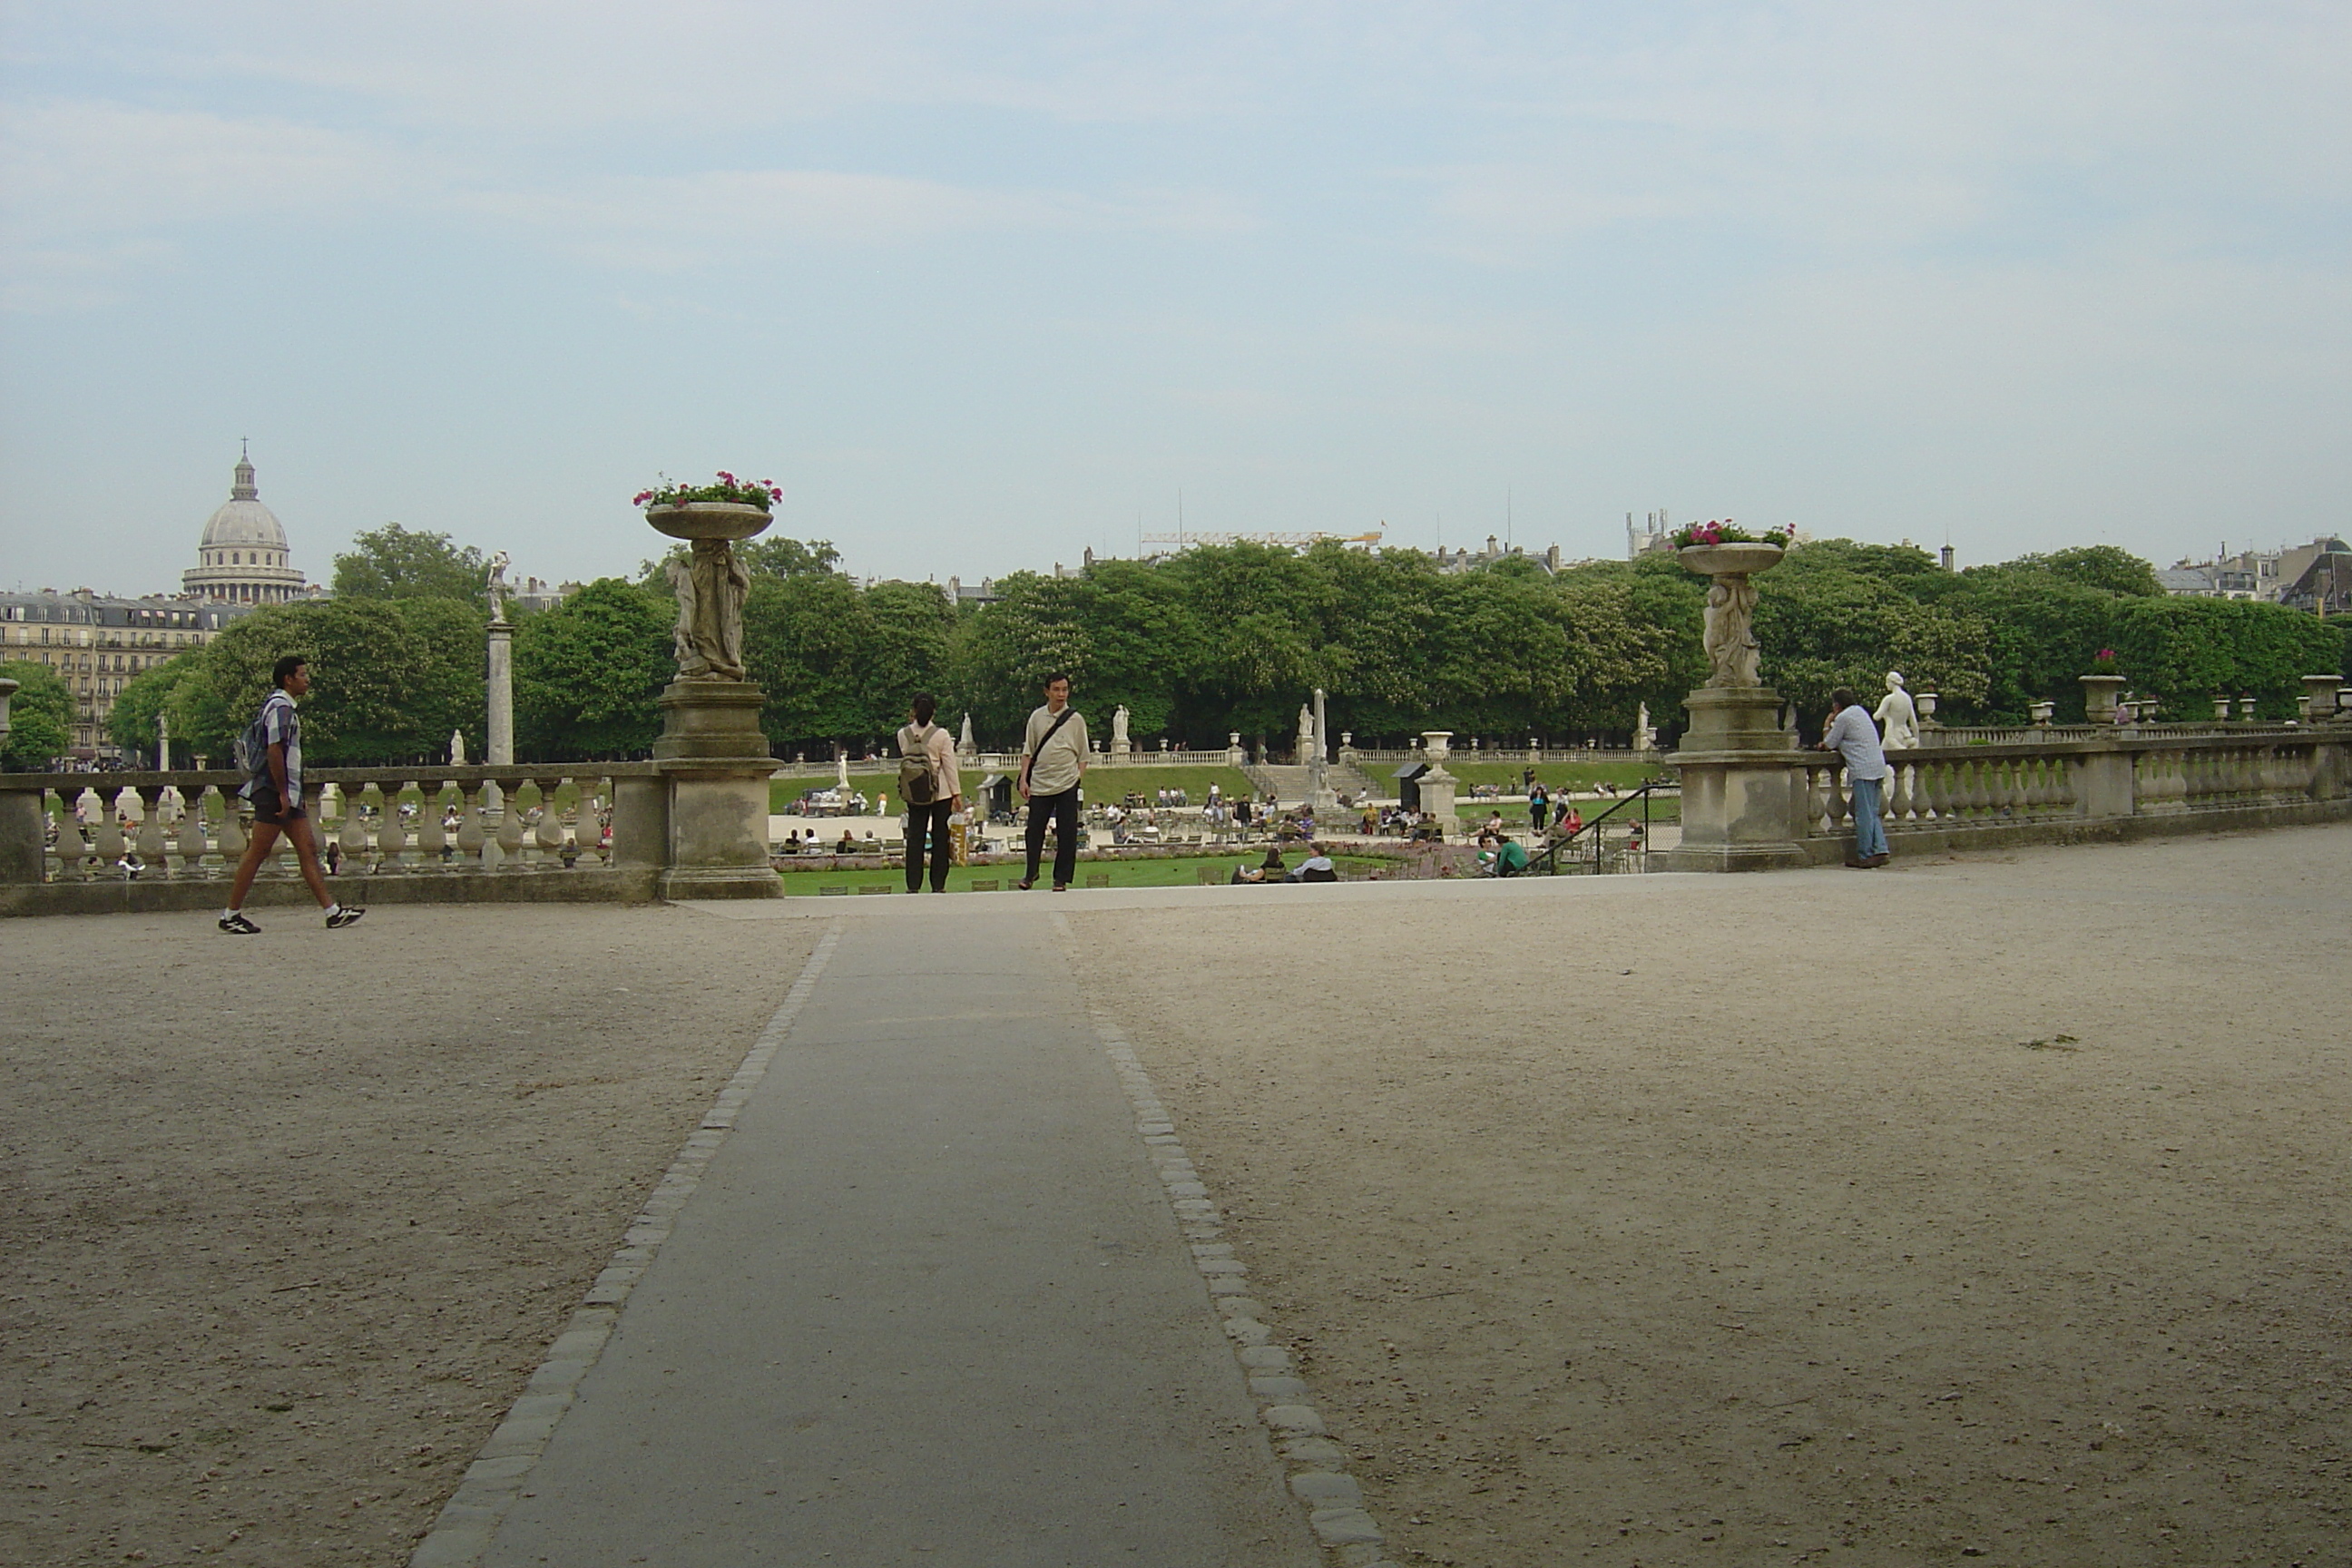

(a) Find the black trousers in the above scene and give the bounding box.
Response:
[906,799,954,892]
[1024,786,1081,887]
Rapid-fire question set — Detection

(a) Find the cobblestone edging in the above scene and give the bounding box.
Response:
[404,922,847,1568]
[1056,917,1402,1567]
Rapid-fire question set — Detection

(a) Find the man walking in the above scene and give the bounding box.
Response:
[1815,685,1891,868]
[220,655,365,932]
[897,692,962,894]
[1015,672,1087,891]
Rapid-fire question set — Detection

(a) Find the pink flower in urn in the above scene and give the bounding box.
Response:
[632,491,652,506]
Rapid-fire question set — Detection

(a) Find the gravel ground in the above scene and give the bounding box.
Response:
[0,904,818,1568]
[1063,825,2352,1567]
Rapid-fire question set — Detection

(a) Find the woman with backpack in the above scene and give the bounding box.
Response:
[897,693,963,894]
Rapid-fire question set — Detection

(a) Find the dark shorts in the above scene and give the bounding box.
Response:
[250,784,307,828]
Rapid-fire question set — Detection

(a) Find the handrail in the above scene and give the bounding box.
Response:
[1525,782,1663,876]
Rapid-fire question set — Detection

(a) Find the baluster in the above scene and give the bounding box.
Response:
[217,787,249,872]
[376,782,410,871]
[133,785,170,877]
[1826,767,1849,837]
[416,781,448,868]
[89,785,127,872]
[1965,760,1992,818]
[177,785,211,876]
[1886,763,1912,823]
[49,790,83,881]
[534,779,567,866]
[1805,765,1831,835]
[495,776,526,867]
[2051,758,2078,814]
[456,782,488,869]
[335,780,369,868]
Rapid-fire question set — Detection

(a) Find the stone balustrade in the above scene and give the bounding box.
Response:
[1798,728,2349,857]
[1,764,666,914]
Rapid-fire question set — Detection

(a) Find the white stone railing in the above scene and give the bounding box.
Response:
[1800,729,2345,842]
[11,765,661,886]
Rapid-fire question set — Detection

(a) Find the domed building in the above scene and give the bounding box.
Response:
[181,446,309,603]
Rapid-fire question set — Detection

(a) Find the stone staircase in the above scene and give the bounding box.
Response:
[1241,760,1383,806]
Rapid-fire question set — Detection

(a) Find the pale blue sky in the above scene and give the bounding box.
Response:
[3,2,2347,596]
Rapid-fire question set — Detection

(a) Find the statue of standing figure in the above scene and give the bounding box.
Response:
[485,551,512,622]
[1700,573,1764,687]
[1112,705,1131,747]
[1876,671,1920,750]
[666,539,752,680]
[449,729,466,766]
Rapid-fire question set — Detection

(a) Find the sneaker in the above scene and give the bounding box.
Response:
[219,911,261,935]
[326,906,367,929]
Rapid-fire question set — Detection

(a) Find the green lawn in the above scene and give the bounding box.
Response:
[777,848,1389,895]
[772,763,1255,815]
[1418,758,1674,795]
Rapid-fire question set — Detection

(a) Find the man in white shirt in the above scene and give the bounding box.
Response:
[1814,685,1891,867]
[896,692,963,893]
[1015,673,1088,891]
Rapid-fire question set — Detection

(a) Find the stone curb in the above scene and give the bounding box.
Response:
[403,921,848,1568]
[1054,914,1404,1568]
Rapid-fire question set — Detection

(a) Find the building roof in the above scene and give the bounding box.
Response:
[198,451,289,552]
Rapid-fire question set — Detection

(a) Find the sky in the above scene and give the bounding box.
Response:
[3,1,2348,597]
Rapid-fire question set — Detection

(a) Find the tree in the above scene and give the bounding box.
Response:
[108,656,204,763]
[176,599,486,764]
[1753,543,1991,720]
[513,579,675,759]
[2025,545,2163,599]
[0,662,74,769]
[333,523,490,607]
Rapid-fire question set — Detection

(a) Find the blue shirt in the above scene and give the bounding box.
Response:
[1822,704,1888,782]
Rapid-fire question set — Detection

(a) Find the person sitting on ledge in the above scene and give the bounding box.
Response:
[1289,843,1338,883]
[1234,846,1287,884]
[1476,830,1529,877]
[836,830,858,856]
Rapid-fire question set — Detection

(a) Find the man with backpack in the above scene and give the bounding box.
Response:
[220,655,364,934]
[896,693,963,894]
[1014,672,1087,891]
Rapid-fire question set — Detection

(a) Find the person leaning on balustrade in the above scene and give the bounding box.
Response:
[1814,685,1892,869]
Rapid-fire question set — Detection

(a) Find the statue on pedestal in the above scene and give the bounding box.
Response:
[1700,574,1763,687]
[449,730,466,766]
[666,539,752,680]
[485,551,511,622]
[1875,671,1920,750]
[1296,703,1315,764]
[1112,705,1131,750]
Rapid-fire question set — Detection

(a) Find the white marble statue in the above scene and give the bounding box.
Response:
[1876,671,1920,750]
[666,539,752,680]
[485,551,511,621]
[449,729,466,766]
[1296,703,1316,763]
[1112,705,1131,746]
[959,711,976,755]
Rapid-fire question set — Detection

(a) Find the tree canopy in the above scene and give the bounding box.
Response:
[104,528,2347,765]
[332,523,491,608]
[1,662,74,769]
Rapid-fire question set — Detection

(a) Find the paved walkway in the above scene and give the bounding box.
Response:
[472,902,1322,1568]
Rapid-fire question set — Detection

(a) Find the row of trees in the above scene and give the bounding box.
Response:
[86,525,2349,768]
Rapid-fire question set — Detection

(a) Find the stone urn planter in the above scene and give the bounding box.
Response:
[646,501,774,542]
[1678,543,1785,689]
[2080,672,2125,724]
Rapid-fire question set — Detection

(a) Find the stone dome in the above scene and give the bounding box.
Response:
[199,455,289,551]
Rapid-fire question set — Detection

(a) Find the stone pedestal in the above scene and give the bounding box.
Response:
[2304,675,2342,722]
[1652,687,1809,872]
[0,784,44,884]
[652,680,781,899]
[2081,674,2124,724]
[486,618,514,765]
[1417,763,1460,838]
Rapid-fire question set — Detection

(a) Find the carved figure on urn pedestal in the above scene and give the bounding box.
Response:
[1876,671,1920,750]
[667,539,752,680]
[1701,573,1763,687]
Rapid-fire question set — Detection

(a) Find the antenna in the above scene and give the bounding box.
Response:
[1506,487,1514,550]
